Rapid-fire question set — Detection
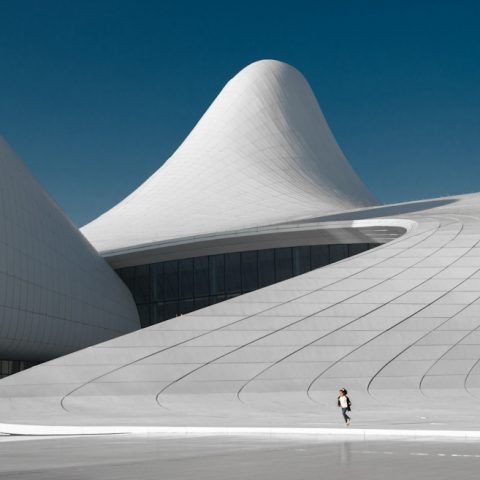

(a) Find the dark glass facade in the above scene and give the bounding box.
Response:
[0,359,37,379]
[117,243,380,328]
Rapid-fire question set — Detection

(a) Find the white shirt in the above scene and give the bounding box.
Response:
[339,395,348,408]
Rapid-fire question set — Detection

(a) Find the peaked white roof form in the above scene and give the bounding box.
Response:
[82,60,377,254]
[0,138,140,361]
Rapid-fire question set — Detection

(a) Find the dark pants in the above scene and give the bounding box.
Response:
[341,408,350,423]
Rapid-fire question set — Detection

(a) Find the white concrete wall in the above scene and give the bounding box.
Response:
[0,138,140,361]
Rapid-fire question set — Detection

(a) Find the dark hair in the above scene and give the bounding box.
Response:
[340,388,348,394]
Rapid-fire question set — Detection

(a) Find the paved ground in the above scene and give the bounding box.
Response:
[0,434,479,480]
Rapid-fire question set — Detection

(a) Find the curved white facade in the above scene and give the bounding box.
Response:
[0,138,140,361]
[82,60,377,254]
[1,60,479,435]
[2,194,480,433]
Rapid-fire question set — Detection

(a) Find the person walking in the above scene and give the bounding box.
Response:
[337,388,352,426]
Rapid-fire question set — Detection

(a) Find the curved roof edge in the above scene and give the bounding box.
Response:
[0,137,140,361]
[82,59,378,253]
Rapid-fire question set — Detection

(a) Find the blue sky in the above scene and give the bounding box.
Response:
[1,0,480,226]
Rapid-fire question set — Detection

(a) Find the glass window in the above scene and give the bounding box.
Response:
[194,297,210,310]
[179,258,194,299]
[118,267,136,295]
[329,244,348,263]
[226,293,241,300]
[241,250,258,292]
[275,247,293,282]
[293,246,311,275]
[164,261,179,300]
[164,301,179,320]
[209,254,225,295]
[150,263,164,302]
[0,361,10,377]
[117,241,386,332]
[210,294,226,305]
[179,298,195,315]
[258,249,275,287]
[225,252,241,293]
[194,256,209,297]
[151,303,164,325]
[0,360,36,378]
[134,265,150,303]
[311,245,329,269]
[348,243,369,256]
[137,303,151,328]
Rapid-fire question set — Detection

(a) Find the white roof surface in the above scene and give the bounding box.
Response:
[3,193,480,433]
[82,60,377,253]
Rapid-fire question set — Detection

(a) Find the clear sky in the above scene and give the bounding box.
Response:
[1,0,480,226]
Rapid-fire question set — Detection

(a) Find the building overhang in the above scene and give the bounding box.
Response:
[102,218,412,268]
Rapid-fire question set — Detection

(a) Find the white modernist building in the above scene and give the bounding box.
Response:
[82,60,377,254]
[1,60,480,434]
[0,138,139,367]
